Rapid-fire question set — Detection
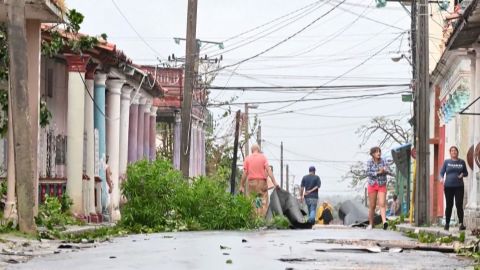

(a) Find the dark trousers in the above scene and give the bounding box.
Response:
[444,186,464,225]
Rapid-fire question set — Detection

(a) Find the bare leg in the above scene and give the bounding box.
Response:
[368,191,377,226]
[378,191,387,223]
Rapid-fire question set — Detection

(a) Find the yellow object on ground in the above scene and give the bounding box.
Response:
[316,203,333,224]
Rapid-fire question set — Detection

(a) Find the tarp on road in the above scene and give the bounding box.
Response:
[338,200,381,226]
[266,189,313,229]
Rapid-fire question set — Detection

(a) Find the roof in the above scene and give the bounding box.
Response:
[0,0,66,22]
[445,0,480,50]
[41,27,164,97]
[430,0,480,80]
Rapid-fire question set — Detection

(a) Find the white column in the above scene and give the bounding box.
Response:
[473,47,480,210]
[173,113,181,169]
[195,122,200,176]
[149,106,158,161]
[85,66,97,217]
[137,97,146,160]
[106,79,125,222]
[467,54,478,210]
[189,120,197,177]
[65,55,90,216]
[143,100,152,160]
[200,122,206,175]
[26,20,41,213]
[119,85,133,180]
[4,93,16,220]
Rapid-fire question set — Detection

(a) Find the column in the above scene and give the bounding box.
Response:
[143,100,152,159]
[474,47,480,210]
[137,97,146,160]
[173,113,181,169]
[94,73,108,221]
[149,106,158,161]
[467,55,477,211]
[85,63,97,219]
[128,94,139,163]
[119,85,133,180]
[106,79,125,222]
[200,122,206,175]
[189,120,196,177]
[4,90,16,220]
[26,20,41,213]
[65,54,90,216]
[466,46,480,228]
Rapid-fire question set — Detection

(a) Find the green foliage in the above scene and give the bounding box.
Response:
[404,230,465,244]
[66,9,84,33]
[39,99,52,128]
[54,226,129,243]
[267,215,290,230]
[459,231,466,243]
[36,195,78,230]
[120,159,260,232]
[42,9,99,57]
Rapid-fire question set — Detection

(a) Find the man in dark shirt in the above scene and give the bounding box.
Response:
[300,166,321,224]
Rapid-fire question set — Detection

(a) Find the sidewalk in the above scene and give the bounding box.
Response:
[0,223,115,269]
[396,223,479,244]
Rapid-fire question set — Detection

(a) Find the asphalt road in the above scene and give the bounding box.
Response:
[10,227,474,270]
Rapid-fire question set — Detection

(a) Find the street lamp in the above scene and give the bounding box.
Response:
[391,53,412,66]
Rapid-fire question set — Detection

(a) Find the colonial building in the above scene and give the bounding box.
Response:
[428,0,480,227]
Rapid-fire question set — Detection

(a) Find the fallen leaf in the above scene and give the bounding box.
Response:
[226,259,233,264]
[220,245,231,250]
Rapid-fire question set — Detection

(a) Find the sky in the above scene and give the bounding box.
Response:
[67,0,413,195]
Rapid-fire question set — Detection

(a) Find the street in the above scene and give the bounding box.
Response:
[10,227,474,270]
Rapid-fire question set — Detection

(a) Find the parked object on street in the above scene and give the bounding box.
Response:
[300,166,321,224]
[266,189,312,229]
[365,147,391,230]
[338,200,381,227]
[439,146,468,231]
[240,144,280,217]
[388,194,401,216]
[316,201,333,225]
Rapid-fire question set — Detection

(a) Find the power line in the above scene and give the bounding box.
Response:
[326,1,407,31]
[260,32,405,113]
[288,1,373,58]
[205,0,330,58]
[202,0,347,76]
[206,83,411,91]
[202,0,329,56]
[208,89,409,106]
[111,0,163,59]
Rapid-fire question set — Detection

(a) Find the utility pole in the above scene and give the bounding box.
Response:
[244,103,249,157]
[280,141,284,189]
[230,110,241,195]
[286,164,289,192]
[7,0,36,233]
[257,120,262,150]
[414,0,430,226]
[180,0,198,178]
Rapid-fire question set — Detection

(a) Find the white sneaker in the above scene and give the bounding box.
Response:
[366,225,373,230]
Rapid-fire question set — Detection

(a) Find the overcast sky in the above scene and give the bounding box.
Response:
[68,0,412,195]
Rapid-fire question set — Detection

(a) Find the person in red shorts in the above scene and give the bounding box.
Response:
[365,146,391,230]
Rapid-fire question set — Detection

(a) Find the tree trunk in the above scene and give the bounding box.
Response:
[7,0,37,233]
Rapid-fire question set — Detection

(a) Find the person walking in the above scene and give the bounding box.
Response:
[240,144,280,217]
[366,146,391,230]
[439,146,468,231]
[300,166,321,224]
